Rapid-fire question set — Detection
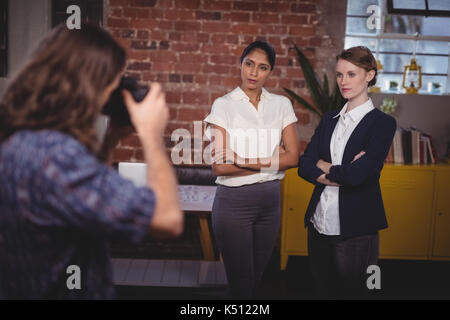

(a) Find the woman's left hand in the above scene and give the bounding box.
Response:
[351,150,366,163]
[316,159,332,174]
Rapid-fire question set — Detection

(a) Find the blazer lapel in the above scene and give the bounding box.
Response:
[323,115,339,162]
[342,109,380,163]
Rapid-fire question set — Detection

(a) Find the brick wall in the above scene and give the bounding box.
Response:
[105,0,347,164]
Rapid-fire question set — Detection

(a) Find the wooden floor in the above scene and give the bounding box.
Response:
[112,258,228,288]
[113,254,450,299]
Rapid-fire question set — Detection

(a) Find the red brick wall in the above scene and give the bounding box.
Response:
[105,0,346,164]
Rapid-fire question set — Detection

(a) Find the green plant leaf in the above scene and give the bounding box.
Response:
[292,44,324,109]
[286,43,346,118]
[323,74,329,98]
[284,88,322,117]
[322,74,332,112]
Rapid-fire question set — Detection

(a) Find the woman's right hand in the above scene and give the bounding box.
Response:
[351,150,366,163]
[122,82,168,138]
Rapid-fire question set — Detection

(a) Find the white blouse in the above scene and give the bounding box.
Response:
[204,86,298,187]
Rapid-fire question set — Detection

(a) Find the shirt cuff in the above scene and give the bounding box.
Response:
[311,166,325,183]
[325,165,339,183]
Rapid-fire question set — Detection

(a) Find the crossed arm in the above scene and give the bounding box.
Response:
[298,114,396,187]
[315,151,366,186]
[210,123,300,177]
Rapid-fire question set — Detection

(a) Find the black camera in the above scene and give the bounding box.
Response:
[102,76,149,126]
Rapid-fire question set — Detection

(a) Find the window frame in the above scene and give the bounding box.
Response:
[0,0,8,77]
[387,0,450,17]
[345,0,450,93]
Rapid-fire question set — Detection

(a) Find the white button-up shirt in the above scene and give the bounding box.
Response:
[311,98,375,235]
[204,86,298,187]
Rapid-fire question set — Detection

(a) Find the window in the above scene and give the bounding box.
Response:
[387,0,450,17]
[52,0,103,27]
[345,0,450,94]
[0,0,8,77]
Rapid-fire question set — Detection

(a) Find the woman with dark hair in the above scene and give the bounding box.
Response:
[298,46,396,299]
[0,23,183,299]
[204,41,300,298]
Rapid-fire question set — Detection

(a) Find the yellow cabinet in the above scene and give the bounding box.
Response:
[280,169,311,270]
[280,165,450,270]
[378,166,434,259]
[432,168,450,258]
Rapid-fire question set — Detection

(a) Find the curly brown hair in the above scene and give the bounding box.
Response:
[336,46,378,87]
[0,23,126,152]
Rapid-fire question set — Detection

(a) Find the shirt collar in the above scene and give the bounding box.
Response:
[230,86,272,101]
[333,98,374,122]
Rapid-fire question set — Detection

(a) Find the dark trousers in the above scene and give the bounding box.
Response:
[307,224,379,299]
[212,180,280,299]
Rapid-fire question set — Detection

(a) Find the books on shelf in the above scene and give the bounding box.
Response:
[402,129,412,164]
[411,129,421,165]
[386,127,437,165]
[392,129,404,164]
[423,133,437,164]
[420,135,426,165]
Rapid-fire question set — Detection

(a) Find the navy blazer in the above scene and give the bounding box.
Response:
[298,107,397,237]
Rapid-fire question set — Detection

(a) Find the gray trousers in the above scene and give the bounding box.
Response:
[212,180,280,299]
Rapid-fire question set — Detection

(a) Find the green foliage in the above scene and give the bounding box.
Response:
[380,97,397,114]
[284,43,346,117]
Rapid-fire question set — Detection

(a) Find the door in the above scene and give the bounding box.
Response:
[379,166,434,259]
[284,169,313,255]
[432,168,450,257]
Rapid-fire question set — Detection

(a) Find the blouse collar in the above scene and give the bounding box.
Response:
[230,86,272,102]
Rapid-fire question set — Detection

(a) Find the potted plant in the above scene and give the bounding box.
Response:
[432,82,441,94]
[389,81,398,92]
[380,97,397,115]
[283,43,345,118]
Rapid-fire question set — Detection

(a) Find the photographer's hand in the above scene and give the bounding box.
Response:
[123,83,168,138]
